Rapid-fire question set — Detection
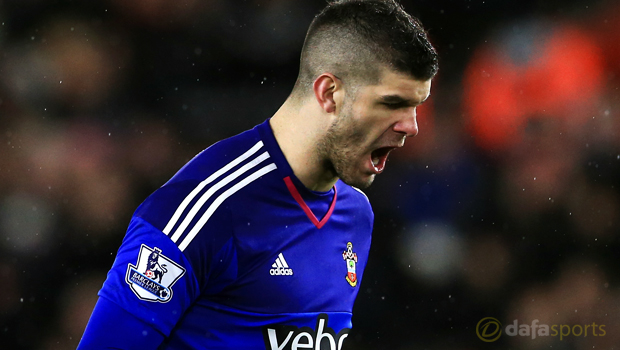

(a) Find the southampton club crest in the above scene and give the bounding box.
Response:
[125,244,185,303]
[342,242,358,287]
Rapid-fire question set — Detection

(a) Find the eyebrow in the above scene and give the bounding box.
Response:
[380,93,430,105]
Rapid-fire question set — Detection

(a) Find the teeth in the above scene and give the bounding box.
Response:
[372,156,380,166]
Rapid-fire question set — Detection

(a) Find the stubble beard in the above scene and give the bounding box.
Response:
[316,108,375,189]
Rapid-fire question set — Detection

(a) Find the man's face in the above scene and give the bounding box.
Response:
[318,69,432,189]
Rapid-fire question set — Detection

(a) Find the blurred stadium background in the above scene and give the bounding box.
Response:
[1,0,620,349]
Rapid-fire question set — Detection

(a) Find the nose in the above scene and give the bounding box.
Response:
[393,107,418,137]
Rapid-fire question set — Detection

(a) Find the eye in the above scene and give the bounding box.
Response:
[382,102,406,109]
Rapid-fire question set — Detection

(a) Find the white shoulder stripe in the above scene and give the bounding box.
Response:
[163,141,264,235]
[178,163,277,251]
[170,151,271,243]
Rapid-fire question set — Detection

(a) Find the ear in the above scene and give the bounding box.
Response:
[313,73,342,114]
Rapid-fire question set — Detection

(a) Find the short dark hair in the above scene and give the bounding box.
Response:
[292,0,438,97]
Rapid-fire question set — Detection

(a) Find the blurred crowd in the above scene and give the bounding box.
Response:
[1,0,619,349]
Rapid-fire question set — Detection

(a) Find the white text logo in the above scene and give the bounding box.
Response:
[270,253,293,276]
[263,314,349,350]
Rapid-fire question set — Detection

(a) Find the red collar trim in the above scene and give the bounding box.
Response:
[283,176,337,229]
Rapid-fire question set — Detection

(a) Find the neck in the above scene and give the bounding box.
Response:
[269,97,338,192]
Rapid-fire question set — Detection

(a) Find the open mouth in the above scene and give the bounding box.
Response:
[370,146,396,173]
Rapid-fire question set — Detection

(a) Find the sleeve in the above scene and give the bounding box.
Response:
[78,217,201,349]
[77,297,164,349]
[79,174,240,348]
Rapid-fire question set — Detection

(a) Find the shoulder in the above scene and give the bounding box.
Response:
[350,185,370,203]
[338,181,372,207]
[134,125,279,247]
[335,181,374,222]
[167,126,266,184]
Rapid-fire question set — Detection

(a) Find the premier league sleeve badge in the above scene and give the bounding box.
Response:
[125,244,186,302]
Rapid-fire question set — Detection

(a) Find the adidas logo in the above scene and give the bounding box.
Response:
[270,253,293,276]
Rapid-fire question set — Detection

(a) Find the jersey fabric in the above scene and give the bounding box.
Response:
[79,119,374,350]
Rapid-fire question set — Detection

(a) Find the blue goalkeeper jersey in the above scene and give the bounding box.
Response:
[79,119,374,350]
